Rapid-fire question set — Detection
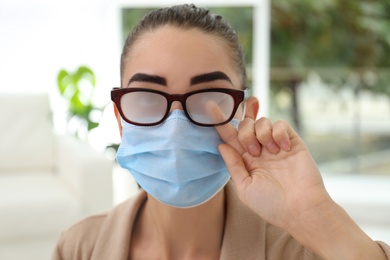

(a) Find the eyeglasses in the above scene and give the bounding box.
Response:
[111,87,245,127]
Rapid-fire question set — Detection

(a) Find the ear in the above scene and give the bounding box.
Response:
[113,103,123,137]
[244,96,259,120]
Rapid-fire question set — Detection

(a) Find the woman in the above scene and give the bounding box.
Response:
[53,4,390,259]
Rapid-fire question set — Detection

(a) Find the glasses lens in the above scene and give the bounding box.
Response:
[186,92,235,125]
[120,91,167,124]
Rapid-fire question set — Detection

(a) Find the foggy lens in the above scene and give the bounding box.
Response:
[186,92,234,124]
[120,91,167,124]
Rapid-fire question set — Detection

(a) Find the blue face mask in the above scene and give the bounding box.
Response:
[116,110,239,208]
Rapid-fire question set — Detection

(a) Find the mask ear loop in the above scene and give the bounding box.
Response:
[239,88,250,121]
[240,102,246,121]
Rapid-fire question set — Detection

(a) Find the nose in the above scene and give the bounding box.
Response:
[170,101,184,111]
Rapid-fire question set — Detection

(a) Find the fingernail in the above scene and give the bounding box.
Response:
[281,141,291,151]
[248,144,261,156]
[267,142,280,154]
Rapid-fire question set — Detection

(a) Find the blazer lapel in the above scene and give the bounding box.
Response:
[91,190,146,260]
[220,181,266,260]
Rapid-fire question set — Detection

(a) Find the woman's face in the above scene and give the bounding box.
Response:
[122,26,242,104]
[113,25,251,134]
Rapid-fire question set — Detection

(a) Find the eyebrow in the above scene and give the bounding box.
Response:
[128,73,167,86]
[127,71,232,87]
[190,71,232,85]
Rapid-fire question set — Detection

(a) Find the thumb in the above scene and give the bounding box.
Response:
[218,144,251,189]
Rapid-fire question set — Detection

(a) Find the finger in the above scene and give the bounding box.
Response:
[244,96,259,121]
[215,122,246,155]
[237,118,261,156]
[207,100,246,155]
[272,120,292,152]
[218,144,251,188]
[254,117,281,154]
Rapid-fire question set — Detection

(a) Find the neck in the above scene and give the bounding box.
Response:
[134,190,226,259]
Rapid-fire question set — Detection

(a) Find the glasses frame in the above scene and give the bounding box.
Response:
[111,87,245,127]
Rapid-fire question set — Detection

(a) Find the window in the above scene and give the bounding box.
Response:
[269,0,390,175]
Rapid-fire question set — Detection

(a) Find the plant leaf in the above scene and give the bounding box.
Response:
[76,66,96,87]
[57,69,71,95]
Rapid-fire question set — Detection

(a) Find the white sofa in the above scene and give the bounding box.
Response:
[0,93,114,260]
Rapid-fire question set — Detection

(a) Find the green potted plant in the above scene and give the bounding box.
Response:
[57,66,103,139]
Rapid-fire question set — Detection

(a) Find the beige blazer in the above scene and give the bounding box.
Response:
[52,181,390,260]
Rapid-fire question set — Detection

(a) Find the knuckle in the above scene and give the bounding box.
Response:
[238,118,253,129]
[272,120,291,139]
[273,119,288,128]
[237,119,255,144]
[237,129,253,145]
[256,117,272,127]
[255,118,273,140]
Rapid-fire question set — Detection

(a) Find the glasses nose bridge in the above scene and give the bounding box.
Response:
[168,93,187,111]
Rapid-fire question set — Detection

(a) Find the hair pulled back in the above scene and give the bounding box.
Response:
[120,4,247,88]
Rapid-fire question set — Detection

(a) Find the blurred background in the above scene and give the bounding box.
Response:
[1,0,389,259]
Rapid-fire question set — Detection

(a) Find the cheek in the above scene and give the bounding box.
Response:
[113,103,123,137]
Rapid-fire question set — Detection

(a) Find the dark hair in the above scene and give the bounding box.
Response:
[120,4,247,88]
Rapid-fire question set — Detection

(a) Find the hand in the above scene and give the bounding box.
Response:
[215,99,387,259]
[216,112,331,230]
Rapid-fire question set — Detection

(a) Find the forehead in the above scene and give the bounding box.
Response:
[122,26,239,86]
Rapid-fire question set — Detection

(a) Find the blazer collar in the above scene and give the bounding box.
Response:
[90,180,265,260]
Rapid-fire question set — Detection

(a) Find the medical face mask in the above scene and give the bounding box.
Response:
[116,110,239,208]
